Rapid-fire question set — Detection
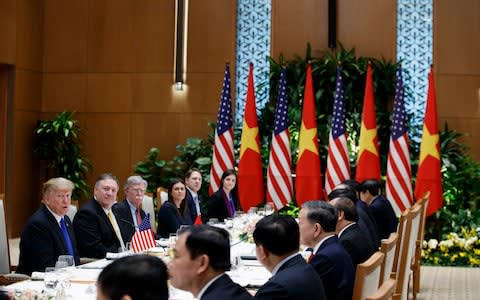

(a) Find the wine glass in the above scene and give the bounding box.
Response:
[58,255,74,267]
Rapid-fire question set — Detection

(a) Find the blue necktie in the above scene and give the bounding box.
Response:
[60,218,74,256]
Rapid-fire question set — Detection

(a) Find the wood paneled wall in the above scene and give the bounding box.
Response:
[0,0,478,236]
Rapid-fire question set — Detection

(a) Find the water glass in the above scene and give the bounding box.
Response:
[54,260,68,270]
[58,255,74,267]
[44,267,58,290]
[264,202,274,215]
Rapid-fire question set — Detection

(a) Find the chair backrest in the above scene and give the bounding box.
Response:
[156,187,168,206]
[0,199,10,274]
[366,278,396,300]
[391,208,408,278]
[379,232,398,285]
[393,204,422,300]
[353,251,385,300]
[142,193,156,233]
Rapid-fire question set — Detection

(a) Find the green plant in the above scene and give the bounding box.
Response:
[34,111,92,200]
[133,147,170,197]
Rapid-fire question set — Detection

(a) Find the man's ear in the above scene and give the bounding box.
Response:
[337,210,345,221]
[257,245,268,261]
[313,222,323,238]
[121,295,132,300]
[195,254,210,274]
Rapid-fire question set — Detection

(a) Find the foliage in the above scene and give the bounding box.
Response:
[34,111,92,200]
[278,202,300,218]
[422,227,480,267]
[9,289,55,300]
[132,147,169,198]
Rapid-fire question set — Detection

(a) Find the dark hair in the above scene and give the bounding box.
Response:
[330,197,358,222]
[253,215,299,256]
[95,173,119,189]
[328,187,357,203]
[342,179,360,193]
[359,179,380,196]
[220,169,236,189]
[184,168,202,180]
[168,178,188,215]
[97,255,168,300]
[302,201,337,232]
[183,225,231,272]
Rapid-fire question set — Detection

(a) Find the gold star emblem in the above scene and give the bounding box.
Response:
[419,124,440,164]
[358,122,378,157]
[240,120,260,159]
[298,121,318,158]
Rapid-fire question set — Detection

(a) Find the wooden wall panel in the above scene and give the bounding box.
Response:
[436,75,480,118]
[132,74,178,113]
[14,70,42,111]
[87,0,135,72]
[42,73,87,111]
[441,117,480,161]
[86,74,133,112]
[0,0,16,64]
[16,0,44,71]
[43,0,88,72]
[271,0,328,59]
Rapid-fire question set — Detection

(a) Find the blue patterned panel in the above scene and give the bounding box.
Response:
[235,0,271,125]
[397,0,433,146]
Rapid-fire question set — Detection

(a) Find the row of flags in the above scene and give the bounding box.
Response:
[208,62,443,217]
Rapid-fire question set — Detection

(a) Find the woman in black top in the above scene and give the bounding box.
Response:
[207,169,239,222]
[157,179,192,238]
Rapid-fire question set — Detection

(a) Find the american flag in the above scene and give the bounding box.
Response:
[131,213,156,253]
[386,68,413,215]
[266,67,293,210]
[209,63,235,195]
[325,67,350,195]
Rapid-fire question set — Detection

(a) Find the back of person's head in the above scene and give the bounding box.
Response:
[359,179,380,196]
[330,197,358,222]
[302,201,337,232]
[253,214,299,256]
[343,179,360,193]
[97,255,168,300]
[184,225,231,272]
[42,177,74,196]
[328,187,357,204]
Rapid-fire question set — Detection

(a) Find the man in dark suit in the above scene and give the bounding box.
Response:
[113,175,147,243]
[253,215,326,300]
[299,201,355,300]
[73,173,124,258]
[169,225,252,300]
[17,178,80,275]
[359,179,398,240]
[184,168,205,224]
[330,197,375,267]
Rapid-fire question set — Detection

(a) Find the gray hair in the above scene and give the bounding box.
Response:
[124,175,148,191]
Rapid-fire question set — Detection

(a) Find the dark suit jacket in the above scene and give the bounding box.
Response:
[73,198,120,258]
[255,254,326,300]
[185,189,205,223]
[17,205,80,275]
[356,200,380,248]
[207,189,238,222]
[156,201,192,238]
[202,273,253,300]
[369,195,399,240]
[310,236,355,300]
[338,223,375,267]
[112,199,146,243]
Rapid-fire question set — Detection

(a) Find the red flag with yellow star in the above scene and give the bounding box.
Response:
[238,63,264,211]
[295,64,323,206]
[414,67,443,216]
[356,63,381,182]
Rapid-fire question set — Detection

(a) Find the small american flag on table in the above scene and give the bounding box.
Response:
[131,213,156,253]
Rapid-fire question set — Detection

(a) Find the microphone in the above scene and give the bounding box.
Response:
[118,218,136,229]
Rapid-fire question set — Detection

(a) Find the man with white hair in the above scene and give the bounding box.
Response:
[17,177,80,275]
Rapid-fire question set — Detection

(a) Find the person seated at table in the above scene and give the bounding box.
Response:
[74,173,125,258]
[299,201,355,300]
[253,214,326,300]
[97,255,169,300]
[358,179,398,240]
[17,177,80,275]
[184,168,206,224]
[329,196,375,267]
[156,178,192,238]
[169,225,253,300]
[207,169,239,222]
[113,175,148,243]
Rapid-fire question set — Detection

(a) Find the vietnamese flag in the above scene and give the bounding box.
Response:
[295,64,323,207]
[238,63,264,211]
[414,67,443,216]
[356,63,381,182]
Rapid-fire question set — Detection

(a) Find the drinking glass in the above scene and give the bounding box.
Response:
[44,267,58,290]
[58,255,74,267]
[264,202,274,215]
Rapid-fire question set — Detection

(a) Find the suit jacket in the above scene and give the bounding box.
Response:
[207,189,238,222]
[369,195,399,240]
[201,273,253,300]
[356,200,380,249]
[73,198,120,258]
[255,254,326,300]
[185,189,205,224]
[112,199,146,243]
[156,201,192,238]
[338,223,375,267]
[310,236,355,300]
[17,205,80,275]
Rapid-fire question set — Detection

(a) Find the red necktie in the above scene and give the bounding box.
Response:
[136,209,142,226]
[308,252,315,263]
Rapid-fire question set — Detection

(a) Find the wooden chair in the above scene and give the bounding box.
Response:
[391,208,408,280]
[142,192,156,233]
[353,251,385,300]
[392,204,422,300]
[0,198,10,274]
[156,187,168,206]
[379,232,398,286]
[366,278,397,300]
[411,191,430,300]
